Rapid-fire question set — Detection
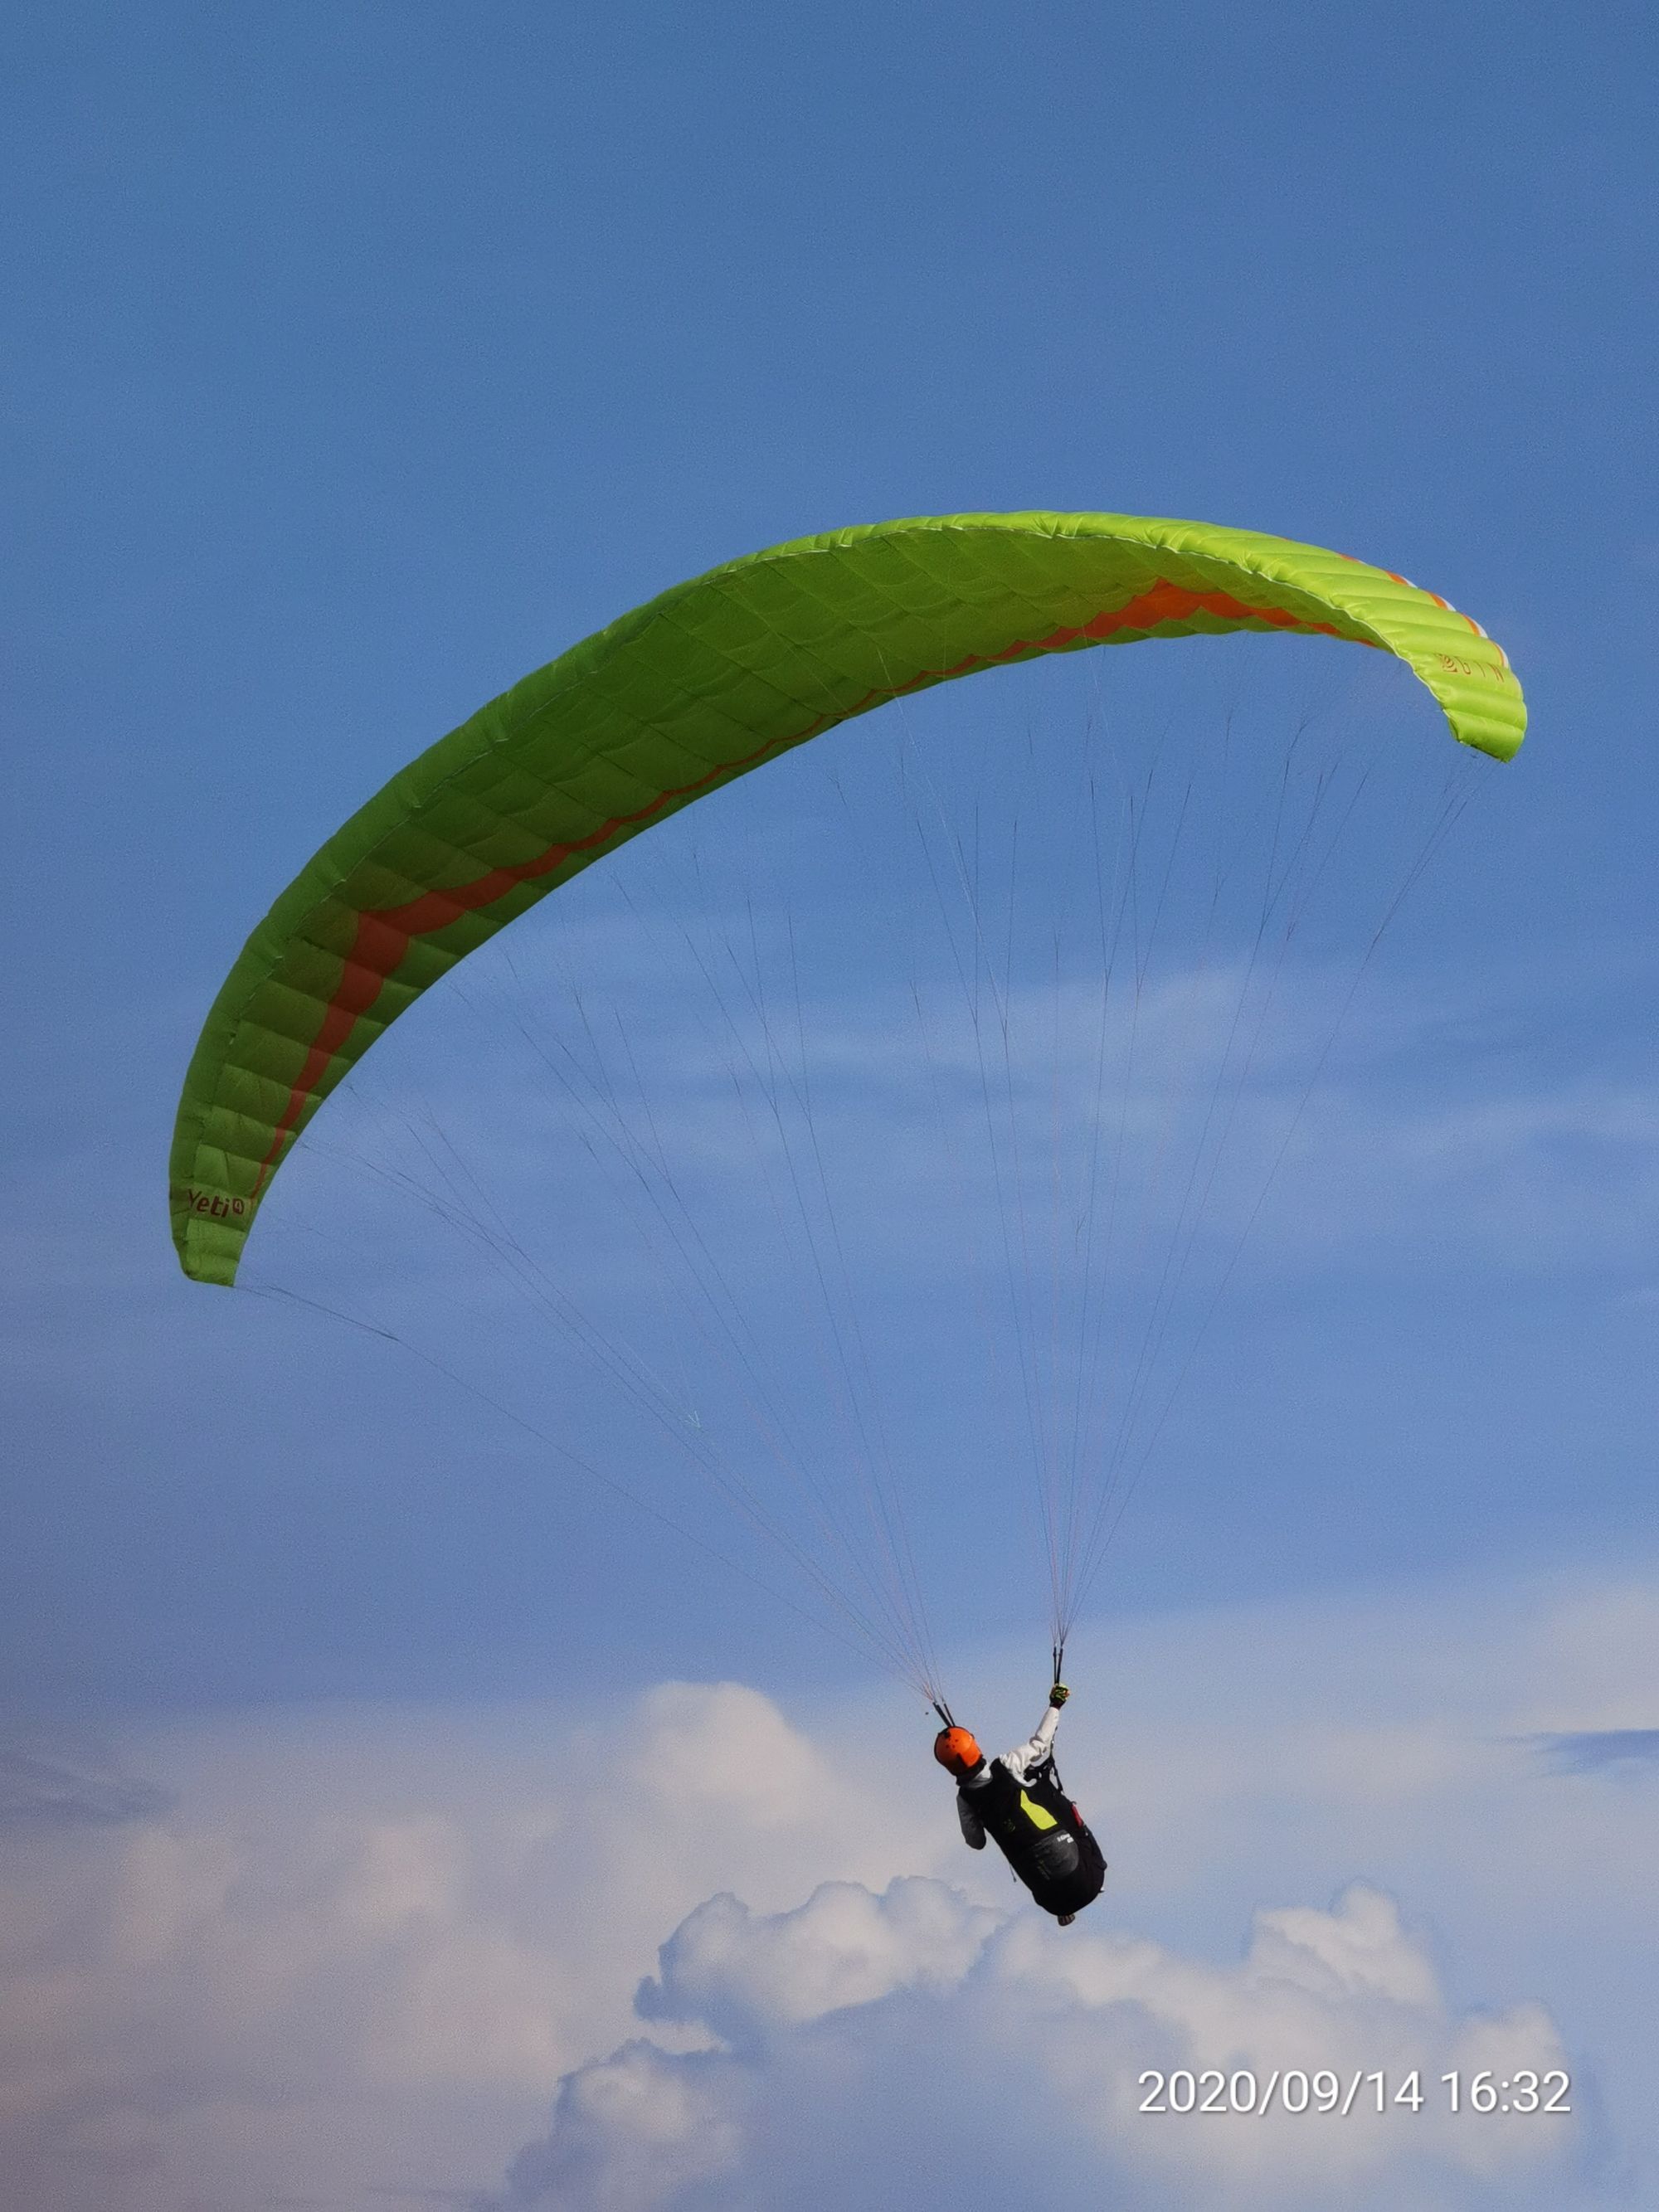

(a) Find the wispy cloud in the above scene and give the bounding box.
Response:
[1531,1729,1659,1776]
[0,1728,171,1830]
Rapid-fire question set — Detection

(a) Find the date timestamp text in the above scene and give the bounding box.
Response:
[1137,2068,1571,2117]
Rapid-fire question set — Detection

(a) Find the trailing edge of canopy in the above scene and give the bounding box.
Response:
[170,511,1525,1286]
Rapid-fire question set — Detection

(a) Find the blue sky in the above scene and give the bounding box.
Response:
[5,0,1654,1709]
[3,5,1657,2205]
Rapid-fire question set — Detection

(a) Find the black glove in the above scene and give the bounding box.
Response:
[1048,1683,1069,1707]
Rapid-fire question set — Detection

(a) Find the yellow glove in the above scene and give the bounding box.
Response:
[1048,1683,1069,1707]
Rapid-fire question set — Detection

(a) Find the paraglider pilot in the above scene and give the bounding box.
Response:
[934,1683,1106,1925]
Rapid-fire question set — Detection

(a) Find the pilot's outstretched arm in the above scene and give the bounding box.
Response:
[999,1694,1063,1783]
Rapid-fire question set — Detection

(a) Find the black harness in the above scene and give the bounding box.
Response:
[968,1755,1107,1918]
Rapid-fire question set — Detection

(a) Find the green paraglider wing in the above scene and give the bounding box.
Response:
[170,511,1525,1286]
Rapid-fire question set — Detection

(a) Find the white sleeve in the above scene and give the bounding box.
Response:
[957,1791,987,1849]
[999,1701,1060,1783]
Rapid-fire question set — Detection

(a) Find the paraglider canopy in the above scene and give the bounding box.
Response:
[169,510,1523,1289]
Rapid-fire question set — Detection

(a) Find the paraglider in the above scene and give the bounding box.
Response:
[935,1681,1107,1925]
[168,511,1525,1852]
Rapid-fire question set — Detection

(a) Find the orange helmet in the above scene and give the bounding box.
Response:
[933,1725,985,1779]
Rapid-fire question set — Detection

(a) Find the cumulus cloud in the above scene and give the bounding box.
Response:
[0,1682,951,2212]
[0,1570,1652,2211]
[635,1876,1000,2043]
[489,1877,1574,2212]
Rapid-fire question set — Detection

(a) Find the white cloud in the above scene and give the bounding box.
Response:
[0,1568,1652,2210]
[490,1877,1575,2212]
[0,1683,951,2212]
[635,1876,1000,2039]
